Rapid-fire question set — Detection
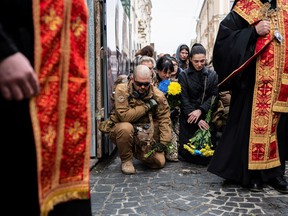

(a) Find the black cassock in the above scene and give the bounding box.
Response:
[207,1,288,186]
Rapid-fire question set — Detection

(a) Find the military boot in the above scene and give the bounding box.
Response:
[121,160,136,174]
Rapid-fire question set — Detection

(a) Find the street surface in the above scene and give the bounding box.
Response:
[90,154,288,216]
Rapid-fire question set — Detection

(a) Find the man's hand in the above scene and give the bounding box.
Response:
[145,98,157,111]
[0,52,39,100]
[255,20,270,36]
[152,143,166,152]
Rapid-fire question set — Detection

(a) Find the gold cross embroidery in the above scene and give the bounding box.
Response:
[43,125,57,147]
[72,17,85,37]
[42,8,62,31]
[252,145,265,160]
[68,120,86,140]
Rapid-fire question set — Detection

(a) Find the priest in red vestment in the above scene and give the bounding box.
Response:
[0,0,93,215]
[208,0,288,194]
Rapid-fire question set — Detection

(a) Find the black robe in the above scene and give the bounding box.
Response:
[0,1,92,215]
[207,1,288,186]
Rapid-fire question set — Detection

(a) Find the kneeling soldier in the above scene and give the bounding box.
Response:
[108,65,172,174]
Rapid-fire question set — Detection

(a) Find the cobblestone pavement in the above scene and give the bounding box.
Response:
[90,155,288,216]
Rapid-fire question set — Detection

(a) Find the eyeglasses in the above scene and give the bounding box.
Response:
[134,80,150,87]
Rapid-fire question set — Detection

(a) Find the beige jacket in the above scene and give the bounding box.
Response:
[110,81,172,145]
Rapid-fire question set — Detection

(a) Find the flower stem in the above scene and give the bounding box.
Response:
[144,149,156,158]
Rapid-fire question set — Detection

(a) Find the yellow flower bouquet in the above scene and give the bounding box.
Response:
[167,81,181,109]
[158,80,181,109]
[183,96,216,158]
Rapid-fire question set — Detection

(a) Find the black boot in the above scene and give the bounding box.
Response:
[268,176,288,194]
[248,178,263,192]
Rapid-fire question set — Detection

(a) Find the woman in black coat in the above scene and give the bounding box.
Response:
[178,43,218,164]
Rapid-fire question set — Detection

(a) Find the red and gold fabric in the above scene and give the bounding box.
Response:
[30,0,91,215]
[233,0,288,169]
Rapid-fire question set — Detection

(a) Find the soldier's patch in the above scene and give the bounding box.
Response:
[117,95,125,103]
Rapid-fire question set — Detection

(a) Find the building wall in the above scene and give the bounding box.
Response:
[130,0,139,56]
[196,0,233,63]
[128,1,235,63]
[136,0,152,47]
[129,0,152,55]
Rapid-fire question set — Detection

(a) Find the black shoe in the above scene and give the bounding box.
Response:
[268,176,288,194]
[248,182,263,192]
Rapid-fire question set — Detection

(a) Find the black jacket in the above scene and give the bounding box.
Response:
[178,66,218,120]
[178,66,218,146]
[0,0,34,62]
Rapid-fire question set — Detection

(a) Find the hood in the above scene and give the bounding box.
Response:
[175,43,189,62]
